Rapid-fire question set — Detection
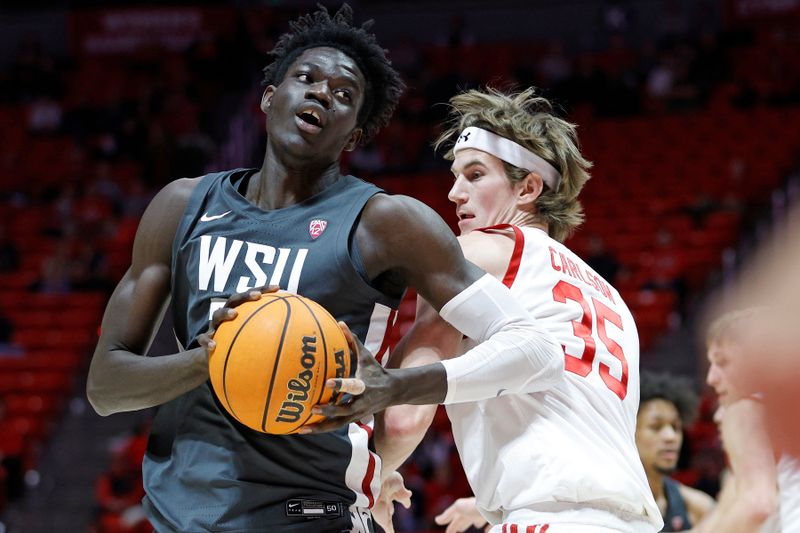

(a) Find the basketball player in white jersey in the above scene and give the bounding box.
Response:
[311,88,662,532]
[697,308,799,533]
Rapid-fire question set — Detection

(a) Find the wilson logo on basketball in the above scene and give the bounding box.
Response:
[329,349,347,404]
[309,219,327,239]
[276,335,317,423]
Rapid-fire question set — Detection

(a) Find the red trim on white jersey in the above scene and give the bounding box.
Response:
[344,417,382,509]
[374,309,397,365]
[356,422,377,508]
[362,303,397,368]
[476,224,525,288]
[344,303,396,508]
[503,524,550,533]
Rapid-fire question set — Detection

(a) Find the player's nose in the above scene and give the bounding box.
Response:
[706,365,719,388]
[448,177,467,204]
[661,425,679,441]
[306,81,332,110]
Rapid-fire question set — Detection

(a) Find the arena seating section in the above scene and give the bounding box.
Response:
[1,8,799,531]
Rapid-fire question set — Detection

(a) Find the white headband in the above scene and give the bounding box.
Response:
[453,126,562,191]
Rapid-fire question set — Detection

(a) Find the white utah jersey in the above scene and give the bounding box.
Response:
[777,454,800,532]
[446,226,662,531]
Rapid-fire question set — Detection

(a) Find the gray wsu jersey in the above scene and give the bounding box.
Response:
[142,169,402,532]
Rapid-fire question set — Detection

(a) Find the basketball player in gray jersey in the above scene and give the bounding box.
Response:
[87,5,564,532]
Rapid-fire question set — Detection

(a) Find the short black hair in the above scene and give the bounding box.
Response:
[262,3,404,144]
[639,371,698,427]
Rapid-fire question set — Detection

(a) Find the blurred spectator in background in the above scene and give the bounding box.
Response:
[636,371,714,531]
[537,41,573,88]
[27,94,62,135]
[28,238,72,294]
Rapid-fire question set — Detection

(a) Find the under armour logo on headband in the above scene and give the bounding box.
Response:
[453,126,562,191]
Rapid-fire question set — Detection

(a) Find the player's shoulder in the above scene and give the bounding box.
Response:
[360,192,452,241]
[678,483,716,516]
[457,230,515,277]
[139,177,204,236]
[155,176,202,208]
[363,192,436,221]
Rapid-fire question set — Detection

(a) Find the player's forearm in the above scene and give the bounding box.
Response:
[693,496,774,533]
[439,319,563,403]
[87,347,208,416]
[386,275,564,405]
[375,404,437,479]
[385,364,449,405]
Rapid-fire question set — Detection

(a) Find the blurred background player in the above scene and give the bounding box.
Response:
[313,87,663,532]
[636,371,714,531]
[694,308,783,532]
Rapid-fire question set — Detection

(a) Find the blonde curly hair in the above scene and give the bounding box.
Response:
[435,87,592,242]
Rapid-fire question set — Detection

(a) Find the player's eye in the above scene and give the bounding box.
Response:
[297,72,311,82]
[334,89,352,102]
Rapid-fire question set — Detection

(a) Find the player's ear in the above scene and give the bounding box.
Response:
[517,172,544,207]
[260,86,275,114]
[344,128,363,152]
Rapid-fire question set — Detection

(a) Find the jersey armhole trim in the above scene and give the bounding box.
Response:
[475,224,524,288]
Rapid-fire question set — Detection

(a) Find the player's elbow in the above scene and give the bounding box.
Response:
[546,338,565,379]
[86,379,114,417]
[86,361,118,417]
[528,332,565,390]
[383,404,436,442]
[741,488,778,526]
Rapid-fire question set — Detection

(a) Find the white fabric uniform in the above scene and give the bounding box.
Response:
[776,454,800,533]
[446,226,662,532]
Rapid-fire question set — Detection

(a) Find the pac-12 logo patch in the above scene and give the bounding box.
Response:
[309,219,328,239]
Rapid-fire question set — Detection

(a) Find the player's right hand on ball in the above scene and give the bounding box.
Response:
[301,322,394,433]
[196,285,280,354]
[434,497,487,533]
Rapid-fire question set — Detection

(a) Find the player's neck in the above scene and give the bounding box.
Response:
[250,148,343,210]
[507,211,548,234]
[645,467,665,500]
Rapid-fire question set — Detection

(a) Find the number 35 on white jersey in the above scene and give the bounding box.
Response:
[447,226,662,531]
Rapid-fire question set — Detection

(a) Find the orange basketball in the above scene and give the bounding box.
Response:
[208,291,352,435]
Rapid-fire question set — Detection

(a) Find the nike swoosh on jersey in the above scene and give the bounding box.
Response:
[200,211,232,222]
